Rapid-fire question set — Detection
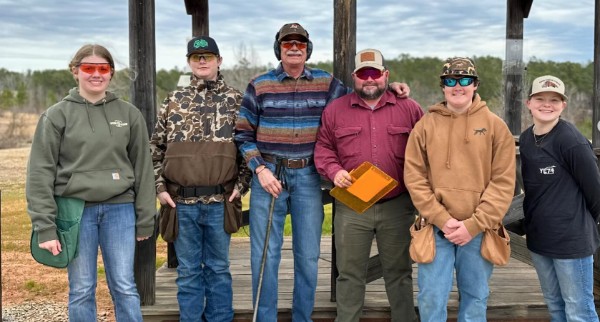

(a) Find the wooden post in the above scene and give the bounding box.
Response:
[129,0,158,306]
[331,0,356,302]
[593,0,600,155]
[165,0,211,269]
[504,0,530,135]
[333,0,356,88]
[185,0,209,37]
[592,0,600,297]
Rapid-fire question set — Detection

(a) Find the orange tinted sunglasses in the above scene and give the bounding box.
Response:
[281,41,307,50]
[77,63,112,75]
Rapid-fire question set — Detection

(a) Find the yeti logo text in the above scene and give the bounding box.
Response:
[539,166,556,175]
[110,120,128,128]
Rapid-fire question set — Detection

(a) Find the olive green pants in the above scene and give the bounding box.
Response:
[334,193,417,322]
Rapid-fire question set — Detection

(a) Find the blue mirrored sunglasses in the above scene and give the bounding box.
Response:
[443,77,475,87]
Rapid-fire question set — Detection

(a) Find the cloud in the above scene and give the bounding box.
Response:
[0,0,595,73]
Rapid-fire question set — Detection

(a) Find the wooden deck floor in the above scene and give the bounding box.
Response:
[142,236,551,321]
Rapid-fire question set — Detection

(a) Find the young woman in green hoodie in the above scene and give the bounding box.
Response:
[26,44,155,322]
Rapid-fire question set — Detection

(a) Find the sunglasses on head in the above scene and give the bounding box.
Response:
[355,68,384,80]
[77,63,112,75]
[189,53,218,62]
[280,41,308,50]
[443,77,475,87]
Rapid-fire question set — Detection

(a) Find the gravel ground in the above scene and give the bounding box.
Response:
[2,302,110,322]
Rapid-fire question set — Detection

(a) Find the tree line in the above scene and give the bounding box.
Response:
[0,55,594,137]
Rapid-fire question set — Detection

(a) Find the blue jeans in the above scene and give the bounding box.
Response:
[250,163,324,322]
[68,203,142,322]
[530,251,599,322]
[417,227,493,322]
[174,202,233,322]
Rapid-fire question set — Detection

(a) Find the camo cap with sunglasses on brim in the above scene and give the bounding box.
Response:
[440,57,478,78]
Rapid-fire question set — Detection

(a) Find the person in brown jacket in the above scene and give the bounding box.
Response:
[404,57,516,322]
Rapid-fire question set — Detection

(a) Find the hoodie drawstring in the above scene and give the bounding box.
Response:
[85,101,95,133]
[446,114,455,169]
[100,99,112,135]
[84,98,112,135]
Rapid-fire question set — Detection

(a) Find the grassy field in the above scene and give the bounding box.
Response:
[1,144,333,319]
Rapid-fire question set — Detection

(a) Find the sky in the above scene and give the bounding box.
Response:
[0,0,596,73]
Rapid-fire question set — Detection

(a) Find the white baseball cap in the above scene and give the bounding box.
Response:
[529,75,568,101]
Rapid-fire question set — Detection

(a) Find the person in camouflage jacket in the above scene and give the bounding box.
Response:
[149,36,251,322]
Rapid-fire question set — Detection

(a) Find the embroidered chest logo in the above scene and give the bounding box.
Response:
[473,128,487,135]
[539,166,556,175]
[110,120,128,128]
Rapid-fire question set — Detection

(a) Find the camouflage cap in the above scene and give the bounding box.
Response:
[277,23,309,42]
[440,57,478,78]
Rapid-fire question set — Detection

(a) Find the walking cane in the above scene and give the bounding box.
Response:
[252,163,282,322]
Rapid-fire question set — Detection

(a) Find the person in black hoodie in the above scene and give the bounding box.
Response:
[26,44,155,322]
[520,75,600,322]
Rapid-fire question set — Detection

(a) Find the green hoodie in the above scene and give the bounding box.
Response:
[26,88,156,243]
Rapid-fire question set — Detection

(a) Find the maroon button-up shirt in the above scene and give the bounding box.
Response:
[315,90,423,198]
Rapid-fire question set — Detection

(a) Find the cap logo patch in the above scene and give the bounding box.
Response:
[360,52,375,62]
[541,80,559,88]
[290,24,299,29]
[194,39,208,49]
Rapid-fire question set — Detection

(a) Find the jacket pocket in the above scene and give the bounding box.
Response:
[387,125,412,159]
[63,169,133,202]
[334,126,362,159]
[435,187,481,219]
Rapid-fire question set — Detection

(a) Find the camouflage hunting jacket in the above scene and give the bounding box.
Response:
[150,73,251,204]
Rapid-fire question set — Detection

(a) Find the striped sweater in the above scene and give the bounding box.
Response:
[234,64,348,171]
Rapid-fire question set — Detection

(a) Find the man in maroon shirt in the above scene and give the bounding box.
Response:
[314,48,423,322]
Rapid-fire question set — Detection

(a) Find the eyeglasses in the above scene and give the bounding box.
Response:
[77,63,112,75]
[281,41,308,50]
[355,68,383,80]
[443,77,475,87]
[189,53,218,62]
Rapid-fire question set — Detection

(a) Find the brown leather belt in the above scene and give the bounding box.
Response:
[262,154,313,169]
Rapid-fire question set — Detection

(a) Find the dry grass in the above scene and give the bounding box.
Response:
[0,145,168,319]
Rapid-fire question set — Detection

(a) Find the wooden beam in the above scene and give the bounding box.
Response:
[504,0,526,135]
[593,0,600,156]
[129,0,158,306]
[185,0,209,36]
[331,1,356,302]
[333,0,356,88]
[522,0,534,18]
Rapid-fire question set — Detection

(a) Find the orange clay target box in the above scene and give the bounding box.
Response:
[329,161,398,213]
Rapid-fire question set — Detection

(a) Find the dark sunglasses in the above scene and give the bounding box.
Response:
[355,68,384,80]
[443,77,475,87]
[189,53,218,62]
[77,63,112,75]
[281,41,308,50]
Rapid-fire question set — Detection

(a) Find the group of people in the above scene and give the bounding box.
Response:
[25,21,600,322]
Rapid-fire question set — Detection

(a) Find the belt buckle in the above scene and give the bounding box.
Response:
[287,158,305,169]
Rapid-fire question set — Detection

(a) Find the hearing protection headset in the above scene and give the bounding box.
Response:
[273,31,313,61]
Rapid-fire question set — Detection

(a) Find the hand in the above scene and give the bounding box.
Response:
[39,239,61,256]
[228,189,241,202]
[157,191,176,208]
[137,236,151,241]
[333,170,353,188]
[257,167,282,198]
[389,82,410,98]
[444,220,473,246]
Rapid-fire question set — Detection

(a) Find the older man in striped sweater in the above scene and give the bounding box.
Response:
[234,22,409,322]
